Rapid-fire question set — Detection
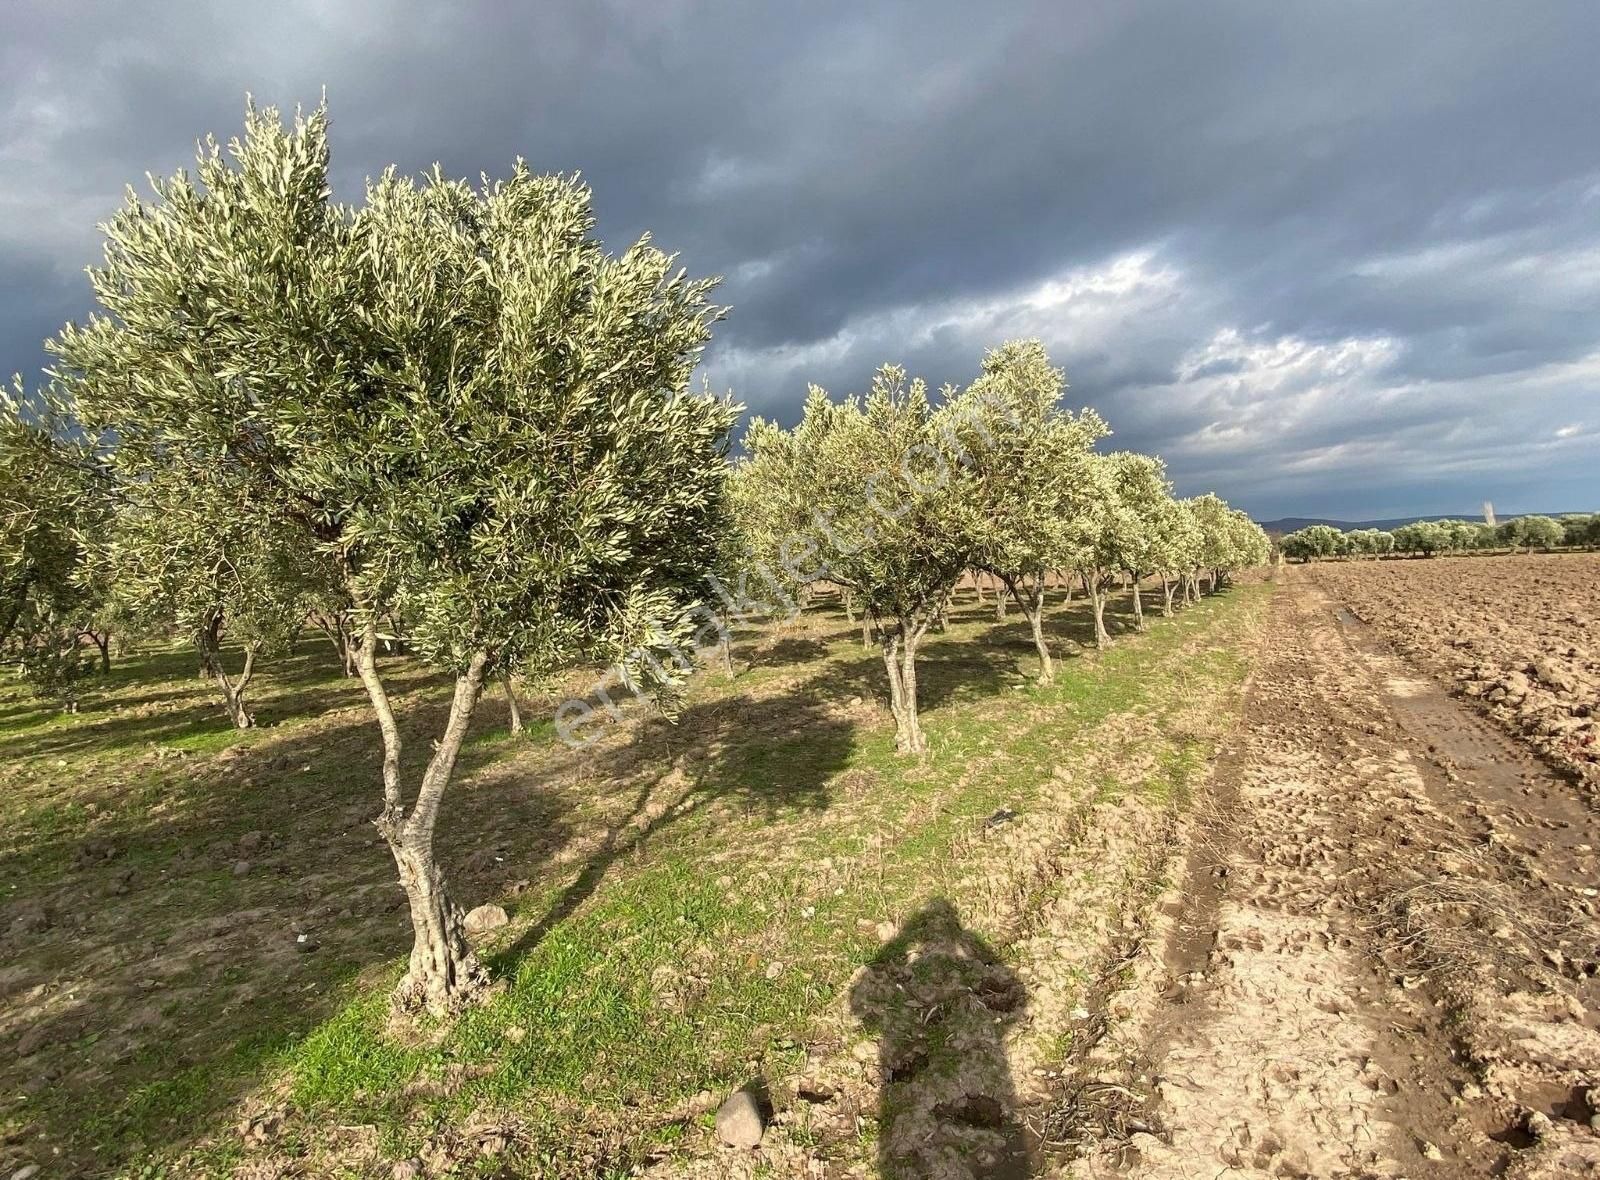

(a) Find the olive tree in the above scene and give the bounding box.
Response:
[737,367,976,754]
[944,340,1106,682]
[1065,454,1126,649]
[1392,520,1446,556]
[1106,452,1172,631]
[1560,514,1594,548]
[1149,493,1201,616]
[55,103,738,1014]
[105,465,332,727]
[1499,514,1563,551]
[0,382,111,706]
[1187,493,1234,590]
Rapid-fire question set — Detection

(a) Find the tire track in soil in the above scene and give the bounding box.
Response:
[1060,573,1600,1178]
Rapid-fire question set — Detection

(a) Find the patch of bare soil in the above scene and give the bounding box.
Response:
[1313,554,1600,794]
[1059,569,1600,1178]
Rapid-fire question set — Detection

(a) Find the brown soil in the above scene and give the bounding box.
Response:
[1312,553,1600,794]
[1060,566,1600,1178]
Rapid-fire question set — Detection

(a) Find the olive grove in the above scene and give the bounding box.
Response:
[7,100,1275,1023]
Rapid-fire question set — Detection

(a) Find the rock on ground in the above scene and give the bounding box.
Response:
[714,1088,767,1148]
[463,903,509,936]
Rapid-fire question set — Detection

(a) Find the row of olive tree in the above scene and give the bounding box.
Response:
[1281,513,1591,560]
[5,103,1268,1015]
[731,341,1269,755]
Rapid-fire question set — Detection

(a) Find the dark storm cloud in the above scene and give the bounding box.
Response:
[3,0,1598,519]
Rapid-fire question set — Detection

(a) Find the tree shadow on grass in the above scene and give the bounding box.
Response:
[0,644,570,1177]
[498,678,854,965]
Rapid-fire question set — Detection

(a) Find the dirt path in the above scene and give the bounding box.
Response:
[1061,572,1600,1178]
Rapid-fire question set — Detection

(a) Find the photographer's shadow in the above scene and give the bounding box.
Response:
[850,899,1032,1178]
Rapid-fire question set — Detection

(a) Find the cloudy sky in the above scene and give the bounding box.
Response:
[4,1,1598,520]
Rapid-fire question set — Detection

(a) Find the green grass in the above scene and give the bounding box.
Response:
[0,581,1271,1177]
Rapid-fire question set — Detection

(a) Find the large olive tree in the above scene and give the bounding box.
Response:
[55,104,738,1014]
[737,367,976,755]
[946,340,1107,683]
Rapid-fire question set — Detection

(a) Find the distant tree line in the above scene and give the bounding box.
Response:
[1279,513,1596,561]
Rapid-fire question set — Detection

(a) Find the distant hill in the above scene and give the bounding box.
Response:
[1258,511,1591,535]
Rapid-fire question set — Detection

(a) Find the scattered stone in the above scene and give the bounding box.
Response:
[874,921,896,942]
[391,1159,423,1180]
[764,960,783,980]
[714,1087,767,1148]
[8,904,50,937]
[983,806,1017,831]
[233,860,251,877]
[11,1165,42,1180]
[463,904,509,936]
[15,1025,50,1057]
[1418,1139,1444,1161]
[796,1076,836,1103]
[294,933,320,954]
[238,831,266,853]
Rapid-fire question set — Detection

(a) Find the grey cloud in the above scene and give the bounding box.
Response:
[3,0,1599,518]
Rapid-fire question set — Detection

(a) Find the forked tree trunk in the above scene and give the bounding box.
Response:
[881,618,930,756]
[355,622,491,1015]
[324,612,359,676]
[1004,573,1054,684]
[842,588,856,623]
[502,675,523,735]
[196,612,257,729]
[1081,572,1111,649]
[86,631,111,673]
[1161,577,1176,617]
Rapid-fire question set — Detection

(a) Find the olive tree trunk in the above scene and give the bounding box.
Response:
[196,611,257,729]
[501,675,523,735]
[355,622,491,1015]
[1161,576,1176,617]
[1128,570,1146,631]
[1081,571,1111,649]
[1003,573,1054,684]
[84,630,111,673]
[993,574,1007,620]
[881,613,933,756]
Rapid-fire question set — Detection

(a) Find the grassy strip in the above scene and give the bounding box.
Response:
[2,584,1266,1177]
[179,586,1267,1175]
